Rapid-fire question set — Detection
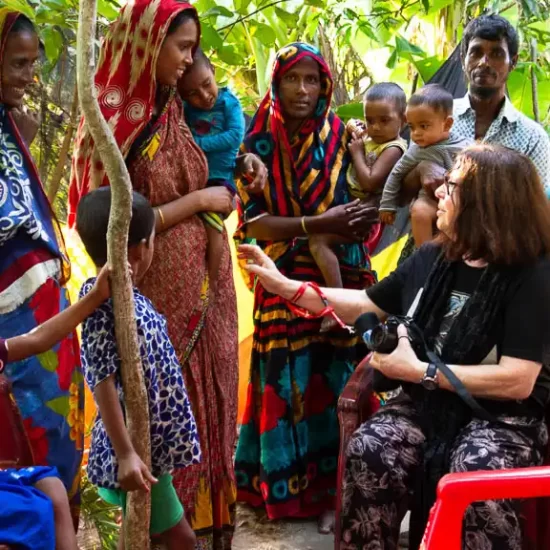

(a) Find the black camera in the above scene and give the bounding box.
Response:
[354,313,424,392]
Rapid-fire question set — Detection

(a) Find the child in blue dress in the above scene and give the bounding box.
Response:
[75,188,201,550]
[178,48,245,292]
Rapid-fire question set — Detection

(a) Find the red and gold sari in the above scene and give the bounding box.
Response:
[69,1,238,547]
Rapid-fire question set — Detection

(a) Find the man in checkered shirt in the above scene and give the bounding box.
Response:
[406,14,550,197]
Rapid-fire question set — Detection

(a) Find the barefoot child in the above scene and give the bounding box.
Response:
[0,268,110,550]
[379,84,472,246]
[178,48,245,293]
[307,83,407,331]
[75,188,201,550]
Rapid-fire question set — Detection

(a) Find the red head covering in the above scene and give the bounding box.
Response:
[68,0,199,227]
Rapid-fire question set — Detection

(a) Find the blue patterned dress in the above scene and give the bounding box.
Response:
[79,279,201,488]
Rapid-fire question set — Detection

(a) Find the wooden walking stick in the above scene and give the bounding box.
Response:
[76,1,151,547]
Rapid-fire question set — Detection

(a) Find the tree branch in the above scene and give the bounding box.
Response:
[77,0,152,548]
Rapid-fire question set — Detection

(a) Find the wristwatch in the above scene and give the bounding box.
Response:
[421,362,439,390]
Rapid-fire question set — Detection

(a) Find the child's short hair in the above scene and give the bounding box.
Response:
[364,83,407,115]
[76,188,156,267]
[408,84,453,117]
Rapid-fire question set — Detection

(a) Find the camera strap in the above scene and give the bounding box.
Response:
[426,350,502,424]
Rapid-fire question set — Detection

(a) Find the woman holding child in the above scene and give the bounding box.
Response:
[234,43,380,530]
[69,1,244,547]
[0,8,84,524]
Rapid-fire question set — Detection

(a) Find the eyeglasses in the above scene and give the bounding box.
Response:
[443,175,459,197]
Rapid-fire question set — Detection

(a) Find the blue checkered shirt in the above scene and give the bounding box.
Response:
[453,95,550,197]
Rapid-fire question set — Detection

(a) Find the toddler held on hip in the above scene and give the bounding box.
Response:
[379,84,473,247]
[75,188,201,550]
[308,83,407,332]
[178,48,245,294]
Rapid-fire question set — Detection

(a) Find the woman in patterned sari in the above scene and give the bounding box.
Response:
[0,9,83,524]
[234,43,377,530]
[68,1,242,547]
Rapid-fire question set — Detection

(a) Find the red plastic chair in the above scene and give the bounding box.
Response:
[421,467,550,550]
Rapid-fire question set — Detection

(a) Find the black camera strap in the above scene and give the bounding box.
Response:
[426,350,500,423]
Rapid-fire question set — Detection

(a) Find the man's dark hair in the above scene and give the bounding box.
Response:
[10,14,36,35]
[408,84,453,117]
[365,82,406,115]
[461,14,519,61]
[76,188,155,267]
[167,8,197,35]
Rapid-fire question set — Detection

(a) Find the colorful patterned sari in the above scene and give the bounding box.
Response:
[0,8,83,523]
[234,43,376,519]
[68,2,238,548]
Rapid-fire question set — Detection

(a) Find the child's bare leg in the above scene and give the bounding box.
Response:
[308,233,344,289]
[34,477,78,550]
[205,224,224,297]
[410,195,438,247]
[161,515,196,550]
[309,233,347,332]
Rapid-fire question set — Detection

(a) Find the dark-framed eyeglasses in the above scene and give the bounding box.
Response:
[443,174,459,197]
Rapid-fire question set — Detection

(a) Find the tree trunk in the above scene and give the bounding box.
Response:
[47,84,79,203]
[76,1,152,549]
[530,39,540,123]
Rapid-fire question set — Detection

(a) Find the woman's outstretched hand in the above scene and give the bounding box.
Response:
[237,244,291,297]
[320,199,379,239]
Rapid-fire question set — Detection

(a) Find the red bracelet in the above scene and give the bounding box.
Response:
[287,282,348,330]
[0,338,7,374]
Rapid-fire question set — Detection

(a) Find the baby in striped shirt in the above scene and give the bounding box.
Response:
[379,84,472,246]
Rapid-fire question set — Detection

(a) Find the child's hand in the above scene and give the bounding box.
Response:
[91,265,112,302]
[118,452,158,492]
[348,132,365,158]
[380,211,396,225]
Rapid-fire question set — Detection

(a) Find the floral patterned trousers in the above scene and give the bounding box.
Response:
[340,398,548,550]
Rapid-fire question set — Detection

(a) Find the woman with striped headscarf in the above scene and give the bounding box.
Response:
[234,42,377,530]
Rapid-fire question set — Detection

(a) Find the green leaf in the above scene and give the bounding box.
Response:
[274,7,298,28]
[395,35,425,58]
[413,55,444,83]
[250,22,276,47]
[0,0,34,19]
[234,0,249,16]
[42,26,64,63]
[216,45,244,66]
[201,23,223,50]
[46,396,70,417]
[386,49,398,69]
[335,102,364,121]
[202,5,234,18]
[304,0,325,6]
[37,349,59,372]
[520,0,541,18]
[97,0,119,21]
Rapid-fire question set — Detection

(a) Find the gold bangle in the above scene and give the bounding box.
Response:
[157,207,165,230]
[301,216,308,235]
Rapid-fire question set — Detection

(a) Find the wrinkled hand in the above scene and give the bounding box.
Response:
[321,199,378,239]
[199,186,234,215]
[237,244,290,296]
[379,211,396,226]
[348,131,366,158]
[417,161,446,194]
[118,452,158,492]
[370,325,424,383]
[11,106,40,145]
[238,153,268,194]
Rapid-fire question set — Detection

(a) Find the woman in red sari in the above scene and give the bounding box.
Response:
[68,1,244,547]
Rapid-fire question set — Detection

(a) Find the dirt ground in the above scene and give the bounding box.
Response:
[79,504,409,549]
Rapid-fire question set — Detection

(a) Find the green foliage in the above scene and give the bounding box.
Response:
[80,472,121,550]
